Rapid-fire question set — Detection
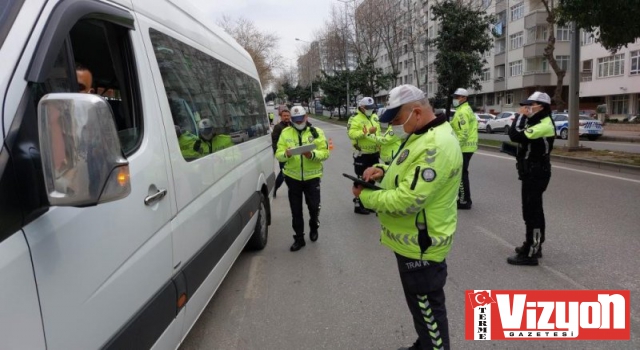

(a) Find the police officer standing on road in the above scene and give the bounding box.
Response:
[271,108,291,197]
[375,111,403,165]
[450,88,478,210]
[348,96,381,214]
[507,92,555,266]
[268,111,275,125]
[276,106,330,251]
[353,85,462,350]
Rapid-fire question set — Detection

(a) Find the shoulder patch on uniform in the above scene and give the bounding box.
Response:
[308,135,314,143]
[526,128,534,134]
[422,168,436,182]
[396,149,409,165]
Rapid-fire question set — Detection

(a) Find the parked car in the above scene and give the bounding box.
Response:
[475,113,496,132]
[486,111,519,134]
[552,114,604,140]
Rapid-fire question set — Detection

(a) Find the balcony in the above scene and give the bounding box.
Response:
[524,10,548,29]
[523,42,547,58]
[523,71,551,86]
[494,52,505,65]
[494,77,505,91]
[496,0,506,13]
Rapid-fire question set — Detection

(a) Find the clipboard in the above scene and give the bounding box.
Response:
[289,143,316,155]
[342,173,382,190]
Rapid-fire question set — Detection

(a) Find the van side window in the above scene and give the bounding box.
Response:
[148,28,269,162]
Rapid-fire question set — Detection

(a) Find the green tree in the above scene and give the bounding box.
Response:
[557,0,640,52]
[351,57,396,98]
[318,70,353,119]
[265,92,277,102]
[426,1,495,118]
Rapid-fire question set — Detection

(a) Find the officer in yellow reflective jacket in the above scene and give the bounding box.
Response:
[375,123,403,164]
[276,106,330,251]
[449,88,478,210]
[178,118,234,161]
[348,97,381,214]
[507,91,555,266]
[353,85,462,350]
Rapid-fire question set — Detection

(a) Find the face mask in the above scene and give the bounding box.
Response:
[364,109,374,116]
[293,122,306,131]
[391,109,415,141]
[452,99,460,107]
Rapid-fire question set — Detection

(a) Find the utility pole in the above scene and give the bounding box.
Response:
[567,21,587,151]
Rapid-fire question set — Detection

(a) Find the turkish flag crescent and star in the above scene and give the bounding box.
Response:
[467,291,497,308]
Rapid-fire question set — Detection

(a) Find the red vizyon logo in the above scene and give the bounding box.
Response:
[465,290,630,340]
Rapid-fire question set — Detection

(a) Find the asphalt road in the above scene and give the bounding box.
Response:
[180,115,640,350]
[479,133,640,153]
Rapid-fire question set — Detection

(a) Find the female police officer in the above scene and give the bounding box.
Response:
[507,92,556,266]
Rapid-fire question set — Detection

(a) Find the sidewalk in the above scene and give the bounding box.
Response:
[601,129,640,143]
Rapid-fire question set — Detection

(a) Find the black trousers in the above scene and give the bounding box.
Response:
[520,161,551,256]
[396,254,450,350]
[285,176,321,237]
[353,153,379,208]
[275,162,285,192]
[458,152,473,204]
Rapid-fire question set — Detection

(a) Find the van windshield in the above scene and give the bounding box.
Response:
[0,0,24,49]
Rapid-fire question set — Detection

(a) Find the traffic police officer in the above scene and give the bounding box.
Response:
[507,92,555,266]
[375,114,403,165]
[450,88,478,209]
[178,118,233,160]
[271,108,291,197]
[353,85,462,350]
[348,96,381,214]
[276,106,330,251]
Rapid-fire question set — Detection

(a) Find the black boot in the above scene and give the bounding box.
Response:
[515,243,542,258]
[309,229,318,242]
[290,235,306,251]
[507,252,539,266]
[354,198,370,215]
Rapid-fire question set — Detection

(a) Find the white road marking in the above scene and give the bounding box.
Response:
[475,225,640,324]
[476,151,640,184]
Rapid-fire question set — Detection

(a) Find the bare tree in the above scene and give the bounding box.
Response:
[218,16,283,87]
[353,0,382,63]
[539,0,566,110]
[372,0,404,85]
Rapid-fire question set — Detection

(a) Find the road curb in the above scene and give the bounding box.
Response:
[599,136,639,143]
[478,144,640,176]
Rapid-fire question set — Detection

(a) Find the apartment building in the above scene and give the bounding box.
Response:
[370,0,639,117]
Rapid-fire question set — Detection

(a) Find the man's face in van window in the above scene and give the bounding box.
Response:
[76,68,95,94]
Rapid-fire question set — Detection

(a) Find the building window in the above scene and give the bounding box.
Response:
[510,2,524,21]
[510,32,523,50]
[556,25,570,41]
[542,58,548,72]
[611,95,628,115]
[487,93,495,105]
[631,50,640,75]
[403,44,408,54]
[527,26,547,44]
[506,93,514,105]
[482,68,491,81]
[495,38,506,54]
[556,55,570,71]
[581,30,595,46]
[598,54,625,78]
[495,65,505,79]
[408,73,413,84]
[509,60,523,76]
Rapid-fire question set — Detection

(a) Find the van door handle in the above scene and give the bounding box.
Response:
[144,188,167,206]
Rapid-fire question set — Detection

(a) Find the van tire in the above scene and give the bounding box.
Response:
[246,192,268,250]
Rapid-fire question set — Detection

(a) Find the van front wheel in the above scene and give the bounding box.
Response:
[246,192,268,250]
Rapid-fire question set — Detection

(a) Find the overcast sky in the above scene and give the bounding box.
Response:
[189,0,336,71]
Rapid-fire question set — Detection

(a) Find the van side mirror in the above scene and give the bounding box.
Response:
[37,93,131,206]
